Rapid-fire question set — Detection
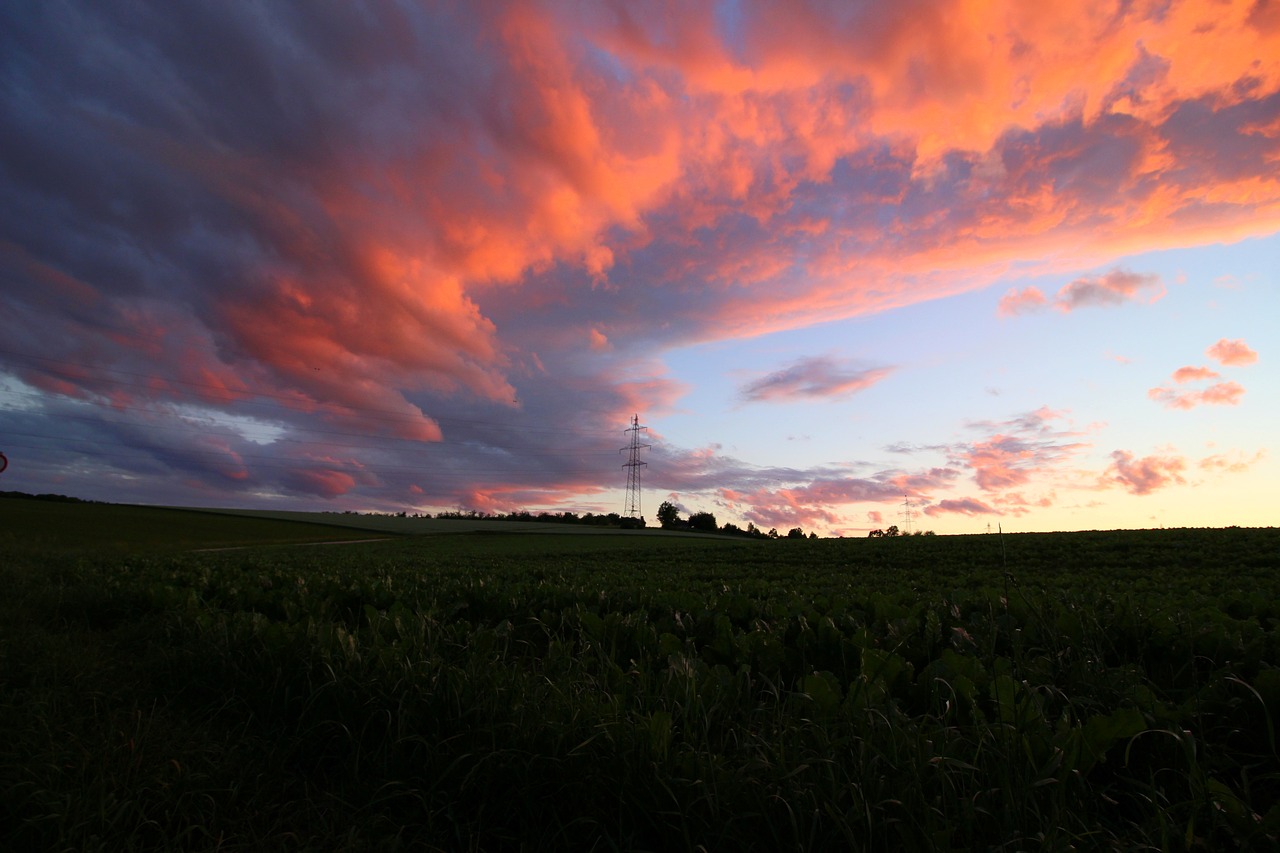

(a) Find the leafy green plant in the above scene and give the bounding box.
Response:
[3,523,1278,850]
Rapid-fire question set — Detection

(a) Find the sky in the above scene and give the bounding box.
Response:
[1,0,1277,536]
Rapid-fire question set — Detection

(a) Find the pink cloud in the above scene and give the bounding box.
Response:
[5,2,1280,522]
[1199,381,1247,405]
[965,435,1039,491]
[924,498,998,517]
[1054,269,1164,311]
[1148,380,1245,409]
[997,286,1048,318]
[1172,365,1219,383]
[285,469,357,499]
[1207,338,1258,366]
[1199,449,1267,473]
[742,500,841,533]
[942,407,1090,512]
[998,270,1163,318]
[1103,450,1186,495]
[950,409,1091,505]
[740,357,893,403]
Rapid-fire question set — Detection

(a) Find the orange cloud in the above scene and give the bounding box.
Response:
[1103,450,1186,495]
[1172,366,1219,383]
[5,2,1279,520]
[1199,449,1267,473]
[1207,338,1259,366]
[1149,381,1246,409]
[945,409,1093,512]
[997,286,1048,318]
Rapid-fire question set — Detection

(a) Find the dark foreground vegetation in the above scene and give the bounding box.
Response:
[2,505,1278,851]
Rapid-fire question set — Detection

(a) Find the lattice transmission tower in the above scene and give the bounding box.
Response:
[621,414,650,518]
[900,495,916,534]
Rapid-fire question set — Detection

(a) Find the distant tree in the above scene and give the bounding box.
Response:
[721,522,742,535]
[747,522,762,537]
[657,501,681,529]
[868,529,885,538]
[786,527,804,538]
[688,511,718,531]
[808,532,818,539]
[885,525,900,537]
[767,528,780,539]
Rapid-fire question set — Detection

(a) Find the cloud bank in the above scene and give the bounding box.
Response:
[0,1,1275,528]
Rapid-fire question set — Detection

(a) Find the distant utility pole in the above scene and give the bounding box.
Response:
[901,495,915,535]
[621,414,650,518]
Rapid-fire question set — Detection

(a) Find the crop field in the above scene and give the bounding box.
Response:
[1,501,1278,851]
[0,495,400,553]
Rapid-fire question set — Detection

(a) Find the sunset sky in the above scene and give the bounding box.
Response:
[1,1,1277,535]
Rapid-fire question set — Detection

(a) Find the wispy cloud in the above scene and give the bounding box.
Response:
[1149,381,1246,410]
[924,498,998,517]
[1199,449,1266,473]
[997,287,1049,318]
[998,269,1163,317]
[953,408,1091,495]
[739,357,893,403]
[1055,270,1164,311]
[1102,450,1186,495]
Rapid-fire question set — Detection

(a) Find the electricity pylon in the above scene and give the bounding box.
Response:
[621,414,650,518]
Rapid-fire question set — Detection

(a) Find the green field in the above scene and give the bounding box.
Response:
[1,499,1277,851]
[0,495,400,552]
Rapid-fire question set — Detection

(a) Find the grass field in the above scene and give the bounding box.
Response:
[0,496,400,552]
[1,498,1277,851]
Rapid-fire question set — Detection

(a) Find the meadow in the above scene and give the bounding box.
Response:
[1,497,1277,851]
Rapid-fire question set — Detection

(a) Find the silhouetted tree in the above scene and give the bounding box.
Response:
[786,527,804,538]
[657,501,680,529]
[689,511,718,531]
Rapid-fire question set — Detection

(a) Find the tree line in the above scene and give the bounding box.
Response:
[655,501,816,539]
